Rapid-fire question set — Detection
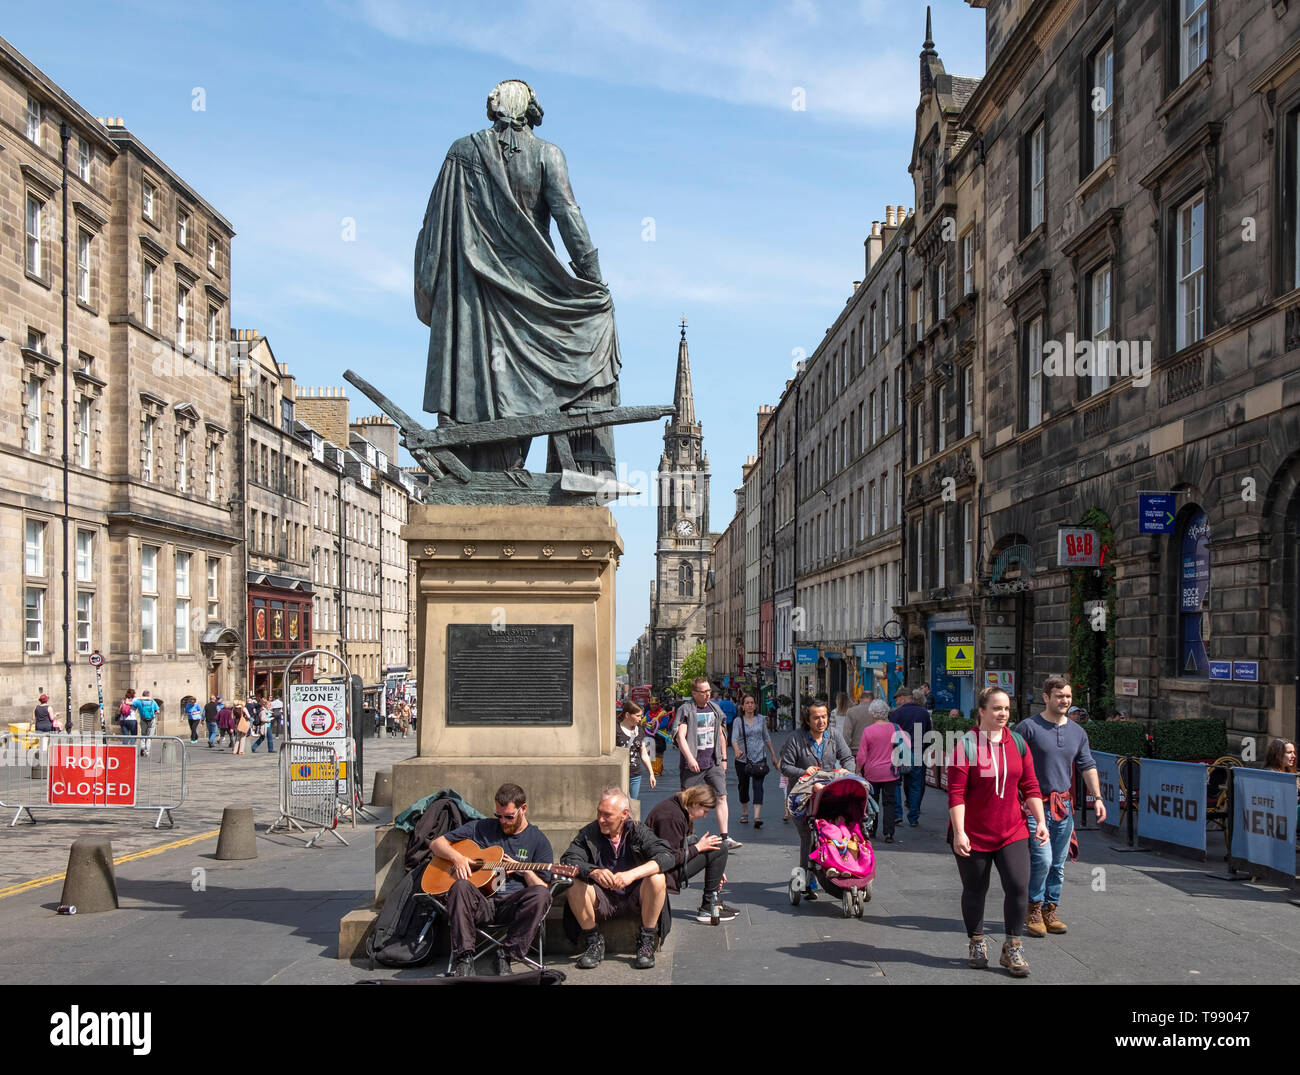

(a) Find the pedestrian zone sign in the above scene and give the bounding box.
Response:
[288,683,348,746]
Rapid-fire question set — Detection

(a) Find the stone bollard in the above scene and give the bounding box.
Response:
[371,769,392,807]
[214,806,257,860]
[60,837,118,912]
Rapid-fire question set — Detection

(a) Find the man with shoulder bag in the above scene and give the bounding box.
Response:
[672,677,742,851]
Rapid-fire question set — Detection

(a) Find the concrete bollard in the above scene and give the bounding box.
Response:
[371,769,392,807]
[60,837,118,913]
[214,806,257,860]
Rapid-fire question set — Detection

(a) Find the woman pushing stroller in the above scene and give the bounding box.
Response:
[779,700,856,901]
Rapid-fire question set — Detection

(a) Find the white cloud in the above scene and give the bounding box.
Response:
[353,0,975,126]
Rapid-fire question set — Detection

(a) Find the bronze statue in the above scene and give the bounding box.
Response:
[345,80,669,504]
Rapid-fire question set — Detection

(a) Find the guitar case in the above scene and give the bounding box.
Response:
[366,863,443,969]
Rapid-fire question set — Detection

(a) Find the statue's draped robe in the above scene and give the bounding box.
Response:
[416,126,620,472]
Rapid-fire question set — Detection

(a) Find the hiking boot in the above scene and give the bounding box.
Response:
[451,955,475,977]
[632,926,657,969]
[1042,903,1067,934]
[1026,901,1047,938]
[575,930,605,970]
[1000,938,1030,978]
[968,935,988,968]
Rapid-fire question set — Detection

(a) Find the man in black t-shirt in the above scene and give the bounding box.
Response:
[430,782,554,976]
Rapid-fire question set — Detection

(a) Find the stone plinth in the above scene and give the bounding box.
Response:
[393,504,628,833]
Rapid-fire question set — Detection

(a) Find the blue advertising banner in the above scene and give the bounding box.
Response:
[863,642,900,663]
[1139,493,1177,533]
[1137,758,1206,853]
[1230,768,1296,879]
[1208,661,1232,681]
[1092,751,1124,824]
[794,647,818,664]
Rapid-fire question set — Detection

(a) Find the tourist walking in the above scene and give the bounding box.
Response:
[890,688,933,827]
[617,701,655,800]
[217,698,235,748]
[856,699,910,844]
[204,695,222,747]
[948,686,1049,978]
[732,694,778,829]
[779,700,855,900]
[830,691,852,742]
[673,678,742,850]
[231,701,251,755]
[132,690,160,757]
[251,694,276,753]
[118,690,138,746]
[183,696,202,742]
[1019,675,1105,939]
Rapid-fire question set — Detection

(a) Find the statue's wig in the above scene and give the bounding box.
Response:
[486,79,544,128]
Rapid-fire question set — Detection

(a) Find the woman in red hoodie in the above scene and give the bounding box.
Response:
[948,686,1049,978]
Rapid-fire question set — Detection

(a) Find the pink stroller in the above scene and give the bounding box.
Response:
[789,774,876,917]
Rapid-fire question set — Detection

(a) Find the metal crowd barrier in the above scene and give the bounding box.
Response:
[268,740,348,847]
[0,732,187,829]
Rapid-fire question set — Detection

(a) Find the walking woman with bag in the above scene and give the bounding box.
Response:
[231,701,251,755]
[948,686,1049,978]
[733,694,779,829]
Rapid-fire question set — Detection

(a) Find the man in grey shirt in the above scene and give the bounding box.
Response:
[842,691,876,757]
[1018,675,1106,939]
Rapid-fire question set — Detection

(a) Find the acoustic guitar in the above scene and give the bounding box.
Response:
[421,838,579,896]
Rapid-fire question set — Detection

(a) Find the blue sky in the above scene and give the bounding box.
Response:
[7,0,987,659]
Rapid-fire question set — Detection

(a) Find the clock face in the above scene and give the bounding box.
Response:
[675,519,693,537]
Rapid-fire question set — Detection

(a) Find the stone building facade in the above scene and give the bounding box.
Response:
[242,331,314,699]
[896,18,986,716]
[705,483,744,688]
[0,35,241,730]
[791,206,909,703]
[965,0,1300,740]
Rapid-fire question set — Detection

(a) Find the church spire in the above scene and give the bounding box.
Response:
[673,316,696,427]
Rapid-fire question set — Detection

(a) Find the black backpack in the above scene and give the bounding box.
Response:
[366,863,440,969]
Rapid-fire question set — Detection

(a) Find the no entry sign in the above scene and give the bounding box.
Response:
[48,743,137,806]
[288,683,348,746]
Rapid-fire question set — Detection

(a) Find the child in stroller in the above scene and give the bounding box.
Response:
[788,774,877,918]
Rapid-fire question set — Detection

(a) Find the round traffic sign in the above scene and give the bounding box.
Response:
[300,704,338,737]
[88,651,104,668]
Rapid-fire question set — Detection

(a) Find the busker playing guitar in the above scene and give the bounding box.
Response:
[429,782,554,976]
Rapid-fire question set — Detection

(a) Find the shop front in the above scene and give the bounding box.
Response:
[247,577,314,700]
[928,615,975,717]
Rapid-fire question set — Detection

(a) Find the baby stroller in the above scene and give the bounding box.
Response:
[788,774,877,918]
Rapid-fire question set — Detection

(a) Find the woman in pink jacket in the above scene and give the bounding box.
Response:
[855,699,910,845]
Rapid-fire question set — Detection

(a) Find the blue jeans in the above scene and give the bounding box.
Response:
[252,727,275,752]
[1027,812,1074,904]
[206,720,220,745]
[628,774,643,799]
[119,716,138,745]
[901,765,926,824]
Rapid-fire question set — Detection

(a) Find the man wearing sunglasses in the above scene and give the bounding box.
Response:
[430,783,554,976]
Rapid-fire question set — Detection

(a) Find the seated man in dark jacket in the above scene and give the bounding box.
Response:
[562,787,676,971]
[644,784,738,924]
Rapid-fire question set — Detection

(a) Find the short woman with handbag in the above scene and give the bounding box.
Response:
[231,702,251,755]
[733,694,778,829]
[616,701,656,800]
[856,698,910,844]
[118,690,138,745]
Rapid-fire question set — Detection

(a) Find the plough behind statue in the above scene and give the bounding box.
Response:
[344,370,672,506]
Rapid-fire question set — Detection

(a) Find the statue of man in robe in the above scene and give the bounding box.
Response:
[415,79,620,475]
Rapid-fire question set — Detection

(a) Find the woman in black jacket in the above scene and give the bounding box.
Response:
[644,785,738,924]
[779,700,855,899]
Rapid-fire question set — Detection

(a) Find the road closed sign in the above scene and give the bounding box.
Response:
[288,683,348,745]
[48,743,137,806]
